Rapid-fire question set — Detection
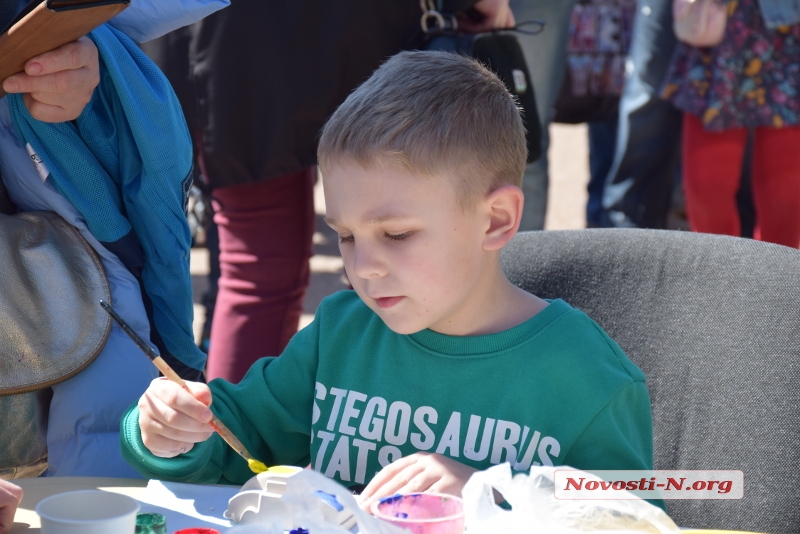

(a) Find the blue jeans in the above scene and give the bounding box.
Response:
[601,0,682,229]
[510,0,579,231]
[587,118,619,227]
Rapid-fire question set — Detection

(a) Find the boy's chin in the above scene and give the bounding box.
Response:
[374,312,428,336]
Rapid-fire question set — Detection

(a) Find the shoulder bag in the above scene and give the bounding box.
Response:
[419,0,544,164]
[0,176,111,479]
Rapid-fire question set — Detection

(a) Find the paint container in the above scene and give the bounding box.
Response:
[36,490,139,534]
[135,512,166,534]
[371,493,465,534]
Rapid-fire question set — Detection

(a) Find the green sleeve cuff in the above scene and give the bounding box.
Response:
[120,403,217,482]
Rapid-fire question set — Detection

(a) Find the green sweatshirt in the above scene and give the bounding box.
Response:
[121,291,655,488]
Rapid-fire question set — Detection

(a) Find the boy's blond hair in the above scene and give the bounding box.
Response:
[318,51,527,206]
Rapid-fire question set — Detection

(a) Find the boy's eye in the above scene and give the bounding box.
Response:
[338,234,354,244]
[384,231,412,242]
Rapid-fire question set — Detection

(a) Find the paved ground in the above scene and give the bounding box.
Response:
[190,123,590,341]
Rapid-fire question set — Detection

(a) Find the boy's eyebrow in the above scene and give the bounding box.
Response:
[324,215,414,227]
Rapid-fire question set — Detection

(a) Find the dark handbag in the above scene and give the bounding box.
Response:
[420,2,543,164]
[0,177,111,479]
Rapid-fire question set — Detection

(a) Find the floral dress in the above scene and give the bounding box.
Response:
[661,0,800,131]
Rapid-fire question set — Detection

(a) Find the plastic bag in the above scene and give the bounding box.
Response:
[227,469,409,534]
[672,0,728,47]
[462,463,680,534]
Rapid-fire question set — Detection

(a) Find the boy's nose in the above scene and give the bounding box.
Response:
[352,244,387,279]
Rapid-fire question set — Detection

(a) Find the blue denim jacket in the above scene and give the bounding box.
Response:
[758,0,800,29]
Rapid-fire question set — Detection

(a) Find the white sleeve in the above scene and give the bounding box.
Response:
[108,0,230,43]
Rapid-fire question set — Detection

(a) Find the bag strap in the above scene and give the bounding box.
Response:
[419,1,546,36]
[420,0,458,34]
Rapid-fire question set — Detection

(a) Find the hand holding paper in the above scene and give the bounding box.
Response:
[3,36,100,122]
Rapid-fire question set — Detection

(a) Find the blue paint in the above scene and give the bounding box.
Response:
[289,529,309,534]
[314,490,344,512]
[379,494,404,504]
[395,512,409,519]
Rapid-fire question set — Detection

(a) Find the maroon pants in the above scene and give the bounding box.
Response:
[208,169,316,382]
[683,113,800,248]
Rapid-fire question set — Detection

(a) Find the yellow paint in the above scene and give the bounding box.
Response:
[267,465,300,474]
[247,459,269,474]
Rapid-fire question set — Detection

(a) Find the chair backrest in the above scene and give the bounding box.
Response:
[502,229,800,533]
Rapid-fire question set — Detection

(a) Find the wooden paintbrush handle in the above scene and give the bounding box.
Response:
[153,356,253,460]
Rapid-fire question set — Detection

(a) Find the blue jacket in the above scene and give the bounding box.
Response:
[9,24,205,371]
[0,0,226,477]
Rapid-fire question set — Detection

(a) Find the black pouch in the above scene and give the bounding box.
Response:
[420,4,544,163]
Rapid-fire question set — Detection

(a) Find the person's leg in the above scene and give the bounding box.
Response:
[587,118,619,227]
[682,113,748,237]
[601,0,682,229]
[208,168,316,383]
[510,0,579,231]
[750,126,800,248]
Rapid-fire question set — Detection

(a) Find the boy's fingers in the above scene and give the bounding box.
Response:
[360,457,407,502]
[184,381,213,407]
[145,379,214,427]
[142,433,198,459]
[142,421,212,451]
[24,37,97,76]
[361,460,424,509]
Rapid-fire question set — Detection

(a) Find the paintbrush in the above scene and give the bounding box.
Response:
[99,299,268,474]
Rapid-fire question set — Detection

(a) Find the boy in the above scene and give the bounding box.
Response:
[121,51,655,509]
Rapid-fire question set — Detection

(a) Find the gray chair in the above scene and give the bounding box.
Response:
[502,229,800,533]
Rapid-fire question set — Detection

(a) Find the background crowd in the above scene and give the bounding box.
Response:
[143,0,800,383]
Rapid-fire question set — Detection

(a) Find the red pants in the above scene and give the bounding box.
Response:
[208,169,316,383]
[682,113,800,248]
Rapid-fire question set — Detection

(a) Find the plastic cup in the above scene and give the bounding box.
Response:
[36,489,140,534]
[371,493,465,534]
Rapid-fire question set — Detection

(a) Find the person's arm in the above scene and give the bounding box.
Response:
[562,380,655,471]
[0,480,23,534]
[561,380,666,511]
[1,36,99,123]
[121,317,322,485]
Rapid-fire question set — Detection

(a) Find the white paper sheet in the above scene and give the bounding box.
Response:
[136,479,240,532]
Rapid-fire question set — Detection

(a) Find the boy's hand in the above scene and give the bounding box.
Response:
[2,37,100,123]
[138,377,215,458]
[0,479,23,534]
[359,452,476,511]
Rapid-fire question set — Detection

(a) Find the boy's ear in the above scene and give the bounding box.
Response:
[482,185,524,251]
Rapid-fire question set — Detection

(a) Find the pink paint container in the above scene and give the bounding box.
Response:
[370,493,465,534]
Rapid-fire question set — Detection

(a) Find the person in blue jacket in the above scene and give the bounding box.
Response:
[0,0,227,478]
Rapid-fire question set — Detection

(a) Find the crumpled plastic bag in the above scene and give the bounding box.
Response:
[227,469,409,534]
[462,463,680,534]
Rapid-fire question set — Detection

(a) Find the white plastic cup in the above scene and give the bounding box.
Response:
[36,489,140,534]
